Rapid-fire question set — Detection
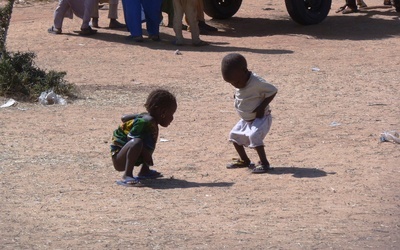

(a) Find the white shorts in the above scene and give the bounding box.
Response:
[229,113,272,148]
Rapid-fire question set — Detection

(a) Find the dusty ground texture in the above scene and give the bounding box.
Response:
[1,0,399,249]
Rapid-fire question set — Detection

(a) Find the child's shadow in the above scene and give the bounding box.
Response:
[142,178,234,189]
[269,166,335,178]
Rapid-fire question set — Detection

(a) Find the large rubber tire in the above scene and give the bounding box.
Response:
[285,0,332,25]
[203,0,243,19]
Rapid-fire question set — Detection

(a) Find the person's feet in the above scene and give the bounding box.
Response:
[149,35,161,41]
[117,176,144,187]
[198,21,217,32]
[251,164,271,174]
[109,19,126,29]
[127,35,144,42]
[48,26,62,34]
[226,158,252,169]
[341,6,358,14]
[137,169,163,179]
[79,26,97,36]
[192,40,209,46]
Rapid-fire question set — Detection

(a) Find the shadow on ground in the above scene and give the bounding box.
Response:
[142,178,234,189]
[215,8,400,40]
[64,7,398,52]
[268,166,336,178]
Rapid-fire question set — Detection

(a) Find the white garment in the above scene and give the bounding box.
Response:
[234,73,277,121]
[229,112,272,148]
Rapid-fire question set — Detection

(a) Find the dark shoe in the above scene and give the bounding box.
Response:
[48,26,62,34]
[149,35,161,41]
[198,21,217,32]
[109,19,126,29]
[79,26,97,36]
[192,40,209,46]
[126,35,144,42]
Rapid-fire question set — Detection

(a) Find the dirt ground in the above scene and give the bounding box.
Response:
[1,0,399,249]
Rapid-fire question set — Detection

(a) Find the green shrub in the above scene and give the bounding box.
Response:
[0,51,79,100]
[0,0,78,101]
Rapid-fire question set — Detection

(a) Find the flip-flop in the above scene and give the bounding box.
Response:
[116,177,144,187]
[137,170,163,180]
[252,165,272,174]
[226,158,253,169]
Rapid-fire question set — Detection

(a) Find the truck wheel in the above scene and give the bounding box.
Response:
[203,0,243,19]
[285,0,331,25]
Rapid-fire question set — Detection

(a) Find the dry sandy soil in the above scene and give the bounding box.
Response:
[1,0,399,249]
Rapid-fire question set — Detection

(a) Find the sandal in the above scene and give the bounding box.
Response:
[226,158,252,169]
[79,27,97,36]
[48,26,62,35]
[137,169,163,180]
[116,176,144,187]
[252,164,271,174]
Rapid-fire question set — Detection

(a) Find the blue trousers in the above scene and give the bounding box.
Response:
[122,0,163,37]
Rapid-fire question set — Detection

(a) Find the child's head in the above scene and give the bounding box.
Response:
[145,89,177,127]
[221,53,250,89]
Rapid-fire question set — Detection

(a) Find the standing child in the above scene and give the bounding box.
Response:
[221,53,278,173]
[111,89,177,187]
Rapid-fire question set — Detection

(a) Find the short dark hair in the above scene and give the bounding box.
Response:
[144,89,177,114]
[221,53,248,75]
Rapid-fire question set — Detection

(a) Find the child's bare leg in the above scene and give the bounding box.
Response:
[255,146,270,166]
[233,142,251,164]
[112,138,144,178]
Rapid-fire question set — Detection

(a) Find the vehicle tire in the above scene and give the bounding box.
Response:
[203,0,243,19]
[285,0,332,25]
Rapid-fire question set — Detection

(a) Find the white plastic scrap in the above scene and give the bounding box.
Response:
[0,98,17,108]
[39,91,67,105]
[380,131,400,144]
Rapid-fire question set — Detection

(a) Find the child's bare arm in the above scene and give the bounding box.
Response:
[253,92,277,118]
[121,114,136,122]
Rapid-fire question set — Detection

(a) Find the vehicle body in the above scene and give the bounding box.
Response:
[203,0,333,25]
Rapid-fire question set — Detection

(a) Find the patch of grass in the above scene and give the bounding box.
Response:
[0,51,79,101]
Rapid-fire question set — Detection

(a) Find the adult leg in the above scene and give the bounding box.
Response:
[109,0,127,28]
[91,0,100,28]
[122,0,143,38]
[173,0,185,44]
[184,0,202,45]
[53,0,70,30]
[141,0,163,37]
[197,0,217,32]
